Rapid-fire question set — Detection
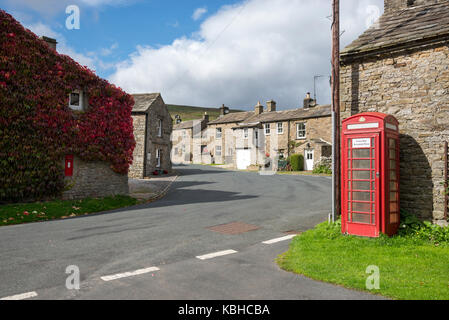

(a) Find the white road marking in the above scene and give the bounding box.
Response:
[196,249,238,260]
[262,235,296,244]
[0,291,38,300]
[101,267,160,282]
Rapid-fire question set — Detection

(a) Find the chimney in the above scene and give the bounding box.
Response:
[219,104,230,116]
[267,100,276,112]
[254,101,264,115]
[384,0,442,13]
[303,92,316,109]
[40,36,57,51]
[203,112,209,123]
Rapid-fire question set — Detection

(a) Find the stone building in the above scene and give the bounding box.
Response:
[129,93,173,178]
[172,113,210,164]
[207,97,332,170]
[340,0,449,224]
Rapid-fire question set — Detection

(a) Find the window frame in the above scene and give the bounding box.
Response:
[156,149,161,167]
[157,119,163,137]
[264,123,271,135]
[69,90,85,111]
[216,128,222,139]
[216,145,222,156]
[296,122,306,140]
[277,122,283,135]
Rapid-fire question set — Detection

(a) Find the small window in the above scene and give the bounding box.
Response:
[244,128,249,139]
[182,130,187,138]
[277,122,283,134]
[157,119,163,137]
[216,145,222,156]
[156,149,161,167]
[297,123,306,139]
[216,128,222,139]
[181,145,186,153]
[69,90,85,111]
[264,124,271,135]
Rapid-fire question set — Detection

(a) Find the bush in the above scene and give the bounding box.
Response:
[288,154,304,171]
[398,211,449,245]
[312,164,332,174]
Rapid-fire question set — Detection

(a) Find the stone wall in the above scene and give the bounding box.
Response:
[63,156,129,200]
[340,44,449,223]
[129,114,146,179]
[146,96,173,174]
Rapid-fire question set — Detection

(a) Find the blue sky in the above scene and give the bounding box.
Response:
[0,0,384,109]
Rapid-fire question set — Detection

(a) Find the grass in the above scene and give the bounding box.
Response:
[167,104,243,123]
[277,220,449,300]
[0,195,139,227]
[277,171,332,177]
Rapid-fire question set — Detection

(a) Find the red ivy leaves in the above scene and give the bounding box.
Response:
[0,10,135,201]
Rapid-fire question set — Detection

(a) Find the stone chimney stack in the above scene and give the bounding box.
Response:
[40,36,57,51]
[203,112,209,123]
[219,104,230,116]
[303,93,316,109]
[267,100,276,112]
[254,101,264,115]
[384,0,443,13]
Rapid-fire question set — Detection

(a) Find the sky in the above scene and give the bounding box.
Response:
[0,0,384,110]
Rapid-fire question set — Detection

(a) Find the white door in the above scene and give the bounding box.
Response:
[236,149,251,170]
[305,149,314,171]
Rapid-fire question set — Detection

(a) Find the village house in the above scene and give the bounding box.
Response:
[340,0,449,224]
[171,113,210,164]
[129,93,173,178]
[207,96,332,170]
[0,10,136,202]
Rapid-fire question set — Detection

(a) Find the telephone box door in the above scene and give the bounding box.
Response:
[343,134,380,237]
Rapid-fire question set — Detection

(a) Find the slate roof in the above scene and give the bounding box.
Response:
[341,1,449,61]
[208,105,331,125]
[207,111,254,125]
[131,93,161,112]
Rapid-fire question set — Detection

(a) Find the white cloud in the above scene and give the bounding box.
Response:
[110,0,384,109]
[192,7,208,21]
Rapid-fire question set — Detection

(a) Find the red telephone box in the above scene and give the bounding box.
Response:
[65,155,74,177]
[341,112,400,237]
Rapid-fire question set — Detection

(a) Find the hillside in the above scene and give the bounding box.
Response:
[167,104,244,122]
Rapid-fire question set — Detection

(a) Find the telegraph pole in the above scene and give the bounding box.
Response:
[331,0,341,222]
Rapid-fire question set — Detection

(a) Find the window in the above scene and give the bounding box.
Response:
[264,123,271,135]
[156,149,161,167]
[69,90,86,111]
[181,145,186,154]
[277,122,283,134]
[244,128,248,139]
[157,119,162,137]
[297,123,306,139]
[216,128,222,139]
[182,130,187,139]
[216,145,222,156]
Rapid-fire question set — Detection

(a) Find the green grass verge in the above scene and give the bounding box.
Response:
[0,195,139,227]
[167,104,243,123]
[277,221,449,300]
[277,171,332,177]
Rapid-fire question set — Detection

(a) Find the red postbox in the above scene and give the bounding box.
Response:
[341,112,400,237]
[65,155,74,177]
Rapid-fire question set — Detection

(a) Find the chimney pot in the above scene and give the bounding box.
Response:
[267,100,276,112]
[303,93,316,109]
[40,36,57,51]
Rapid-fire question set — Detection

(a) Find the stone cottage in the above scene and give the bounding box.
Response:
[207,96,332,170]
[340,0,449,224]
[0,10,135,202]
[129,93,173,178]
[172,113,210,164]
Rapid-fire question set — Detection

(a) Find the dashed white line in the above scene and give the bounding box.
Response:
[262,234,296,244]
[0,291,38,300]
[196,249,238,260]
[101,266,160,282]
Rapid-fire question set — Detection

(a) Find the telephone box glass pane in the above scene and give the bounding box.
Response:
[353,192,370,201]
[390,149,396,159]
[353,213,371,224]
[389,139,396,148]
[390,181,397,191]
[390,202,398,212]
[353,149,370,158]
[353,202,370,212]
[353,170,370,180]
[353,160,371,169]
[390,192,398,201]
[391,214,399,223]
[353,181,371,190]
[390,170,396,180]
[390,160,396,169]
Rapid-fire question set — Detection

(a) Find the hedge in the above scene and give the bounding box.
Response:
[0,10,135,202]
[288,154,304,171]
